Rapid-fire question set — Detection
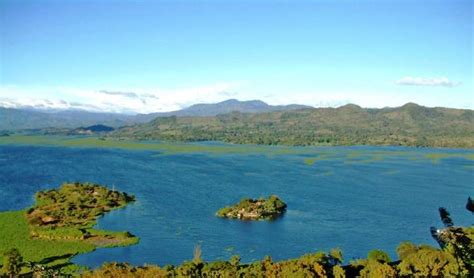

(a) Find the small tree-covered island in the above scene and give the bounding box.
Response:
[216,195,287,220]
[0,183,138,274]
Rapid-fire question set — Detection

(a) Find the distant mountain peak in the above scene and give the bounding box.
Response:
[401,102,422,109]
[205,99,268,107]
[155,99,309,117]
[339,103,362,110]
[220,98,241,104]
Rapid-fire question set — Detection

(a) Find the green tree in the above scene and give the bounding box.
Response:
[2,248,23,278]
[330,248,343,265]
[397,245,461,277]
[396,241,418,260]
[360,260,397,278]
[367,249,391,263]
[332,265,346,278]
[439,207,454,227]
[229,255,240,267]
[466,197,474,213]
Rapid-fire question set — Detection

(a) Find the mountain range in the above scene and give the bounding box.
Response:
[0,99,310,131]
[112,103,474,148]
[2,99,473,148]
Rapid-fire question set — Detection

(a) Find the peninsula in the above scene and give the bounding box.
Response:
[0,183,138,270]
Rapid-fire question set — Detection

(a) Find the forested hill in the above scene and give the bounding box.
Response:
[0,99,310,130]
[111,103,474,148]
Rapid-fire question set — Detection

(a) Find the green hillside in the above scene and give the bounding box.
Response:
[111,103,474,148]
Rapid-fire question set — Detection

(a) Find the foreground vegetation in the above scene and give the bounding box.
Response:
[80,243,471,277]
[112,103,474,148]
[2,197,472,277]
[80,199,474,277]
[216,196,287,220]
[0,183,138,274]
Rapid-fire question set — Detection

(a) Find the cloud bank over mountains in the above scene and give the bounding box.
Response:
[0,77,472,114]
[395,76,461,87]
[0,83,241,114]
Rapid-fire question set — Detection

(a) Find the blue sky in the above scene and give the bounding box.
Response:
[0,0,472,113]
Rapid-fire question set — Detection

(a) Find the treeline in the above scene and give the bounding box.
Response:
[80,241,471,277]
[111,103,474,148]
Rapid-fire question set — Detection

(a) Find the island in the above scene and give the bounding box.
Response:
[216,195,287,220]
[0,182,138,272]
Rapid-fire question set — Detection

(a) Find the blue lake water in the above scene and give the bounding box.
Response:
[0,144,473,267]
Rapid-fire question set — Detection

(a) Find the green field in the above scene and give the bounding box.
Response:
[0,210,95,266]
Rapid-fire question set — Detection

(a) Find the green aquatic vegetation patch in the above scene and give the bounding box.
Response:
[424,152,474,164]
[302,153,337,166]
[0,135,309,156]
[304,158,317,165]
[383,170,401,175]
[2,136,474,166]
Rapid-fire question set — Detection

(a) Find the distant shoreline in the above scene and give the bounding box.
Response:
[1,134,474,151]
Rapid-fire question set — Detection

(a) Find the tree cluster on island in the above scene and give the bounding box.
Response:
[27,182,134,228]
[216,195,287,220]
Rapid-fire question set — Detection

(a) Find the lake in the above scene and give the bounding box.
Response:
[0,143,472,268]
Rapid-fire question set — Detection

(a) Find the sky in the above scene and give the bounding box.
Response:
[0,0,472,114]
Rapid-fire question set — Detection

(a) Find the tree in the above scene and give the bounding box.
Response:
[439,207,454,227]
[396,241,418,260]
[397,246,461,277]
[229,255,240,267]
[367,249,391,263]
[2,248,23,278]
[329,248,343,265]
[332,265,346,278]
[466,197,474,213]
[360,260,397,278]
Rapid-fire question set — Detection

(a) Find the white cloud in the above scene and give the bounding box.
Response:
[98,90,141,99]
[1,81,472,113]
[395,76,461,87]
[0,82,245,114]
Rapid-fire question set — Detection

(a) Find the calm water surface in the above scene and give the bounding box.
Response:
[0,144,472,267]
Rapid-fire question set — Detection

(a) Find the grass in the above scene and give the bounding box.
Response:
[0,210,95,264]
